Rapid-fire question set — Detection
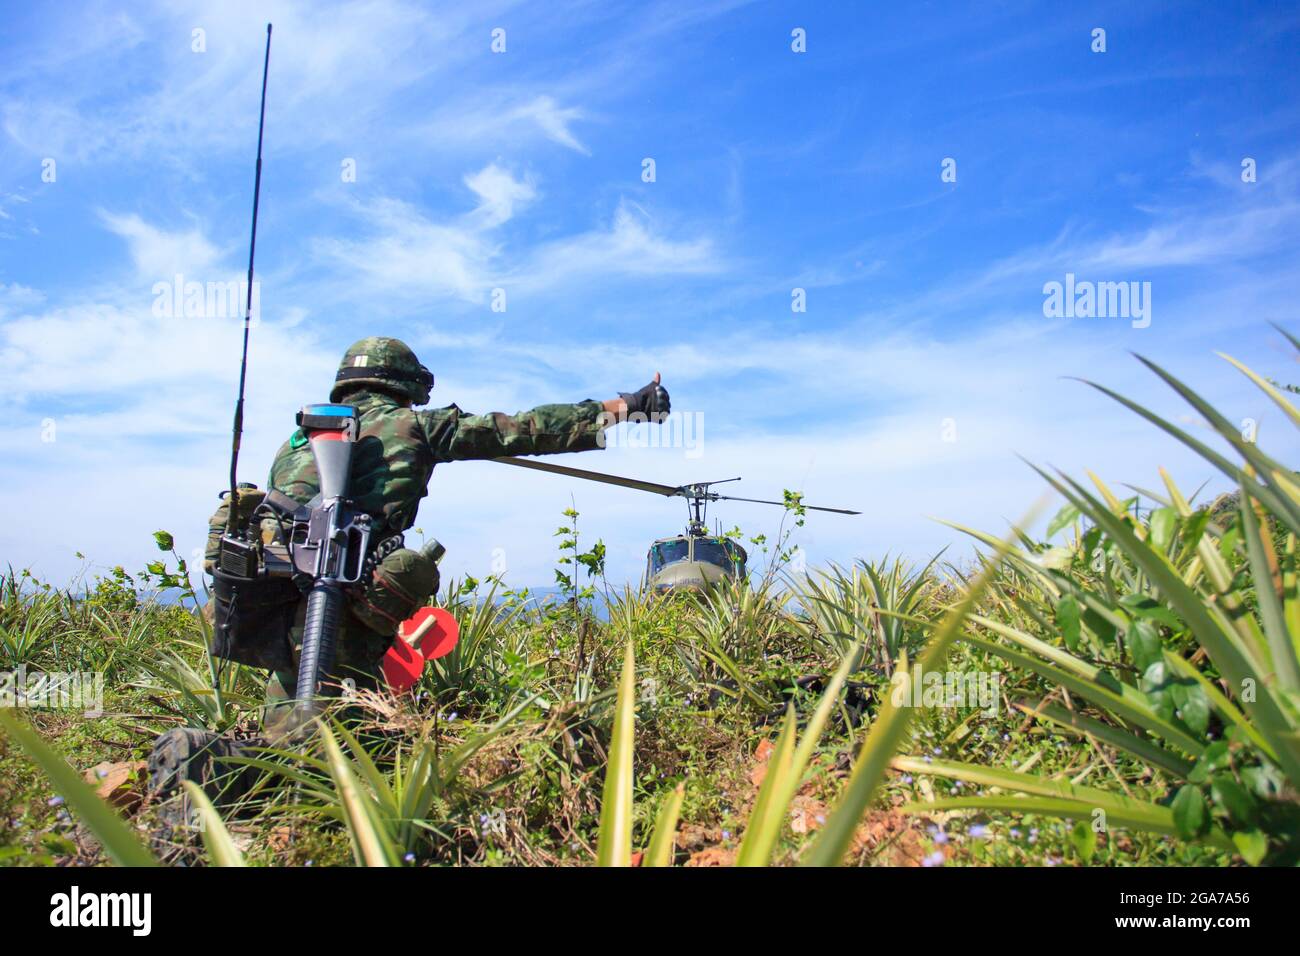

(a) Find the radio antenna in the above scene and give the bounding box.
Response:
[226,23,273,534]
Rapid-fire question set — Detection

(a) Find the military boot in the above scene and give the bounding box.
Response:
[146,728,260,851]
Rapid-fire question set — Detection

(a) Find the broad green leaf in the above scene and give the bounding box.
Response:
[1129,619,1163,672]
[1056,594,1081,652]
[644,783,685,868]
[738,638,864,866]
[1217,351,1300,429]
[1150,507,1178,552]
[1271,321,1300,354]
[1210,774,1256,827]
[736,707,797,866]
[1070,818,1096,863]
[1119,594,1183,630]
[319,722,399,867]
[596,642,636,867]
[1238,483,1300,692]
[1170,785,1207,839]
[1047,502,1081,540]
[1187,741,1230,784]
[1285,534,1300,659]
[1231,828,1269,865]
[1178,684,1210,737]
[181,781,246,867]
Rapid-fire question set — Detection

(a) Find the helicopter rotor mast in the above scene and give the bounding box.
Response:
[677,477,741,530]
[493,457,860,529]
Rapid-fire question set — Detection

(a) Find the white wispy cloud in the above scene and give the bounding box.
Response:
[313,172,724,306]
[509,96,590,155]
[98,211,224,279]
[463,163,538,229]
[517,200,723,289]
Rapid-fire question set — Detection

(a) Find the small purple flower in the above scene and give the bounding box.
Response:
[969,824,988,839]
[922,850,945,867]
[404,852,415,863]
[901,774,913,784]
[721,830,732,840]
[1010,828,1021,839]
[47,796,64,807]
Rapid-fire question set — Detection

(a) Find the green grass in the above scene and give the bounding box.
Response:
[3,339,1298,867]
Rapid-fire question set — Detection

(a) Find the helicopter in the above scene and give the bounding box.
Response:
[494,457,860,592]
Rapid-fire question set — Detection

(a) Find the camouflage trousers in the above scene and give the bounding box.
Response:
[262,548,438,714]
[262,600,394,712]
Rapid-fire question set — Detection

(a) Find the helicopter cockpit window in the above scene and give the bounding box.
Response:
[649,540,690,572]
[692,538,746,571]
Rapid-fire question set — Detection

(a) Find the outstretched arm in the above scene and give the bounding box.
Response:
[424,373,669,462]
[600,371,667,421]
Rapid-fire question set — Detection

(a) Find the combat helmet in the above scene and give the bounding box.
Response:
[330,337,434,405]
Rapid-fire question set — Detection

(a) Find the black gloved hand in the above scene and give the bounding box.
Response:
[620,375,670,418]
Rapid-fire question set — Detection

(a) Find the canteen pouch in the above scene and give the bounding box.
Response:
[347,547,438,636]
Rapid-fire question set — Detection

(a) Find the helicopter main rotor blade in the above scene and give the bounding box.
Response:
[495,457,861,514]
[493,456,681,497]
[713,493,861,515]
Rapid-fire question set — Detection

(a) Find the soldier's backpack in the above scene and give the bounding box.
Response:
[203,486,441,672]
[204,486,300,671]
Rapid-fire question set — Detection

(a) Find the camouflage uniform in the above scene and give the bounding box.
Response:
[262,337,606,702]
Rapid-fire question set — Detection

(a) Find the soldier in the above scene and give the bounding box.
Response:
[260,335,670,706]
[150,337,669,823]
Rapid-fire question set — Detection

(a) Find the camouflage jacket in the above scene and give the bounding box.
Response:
[267,388,605,534]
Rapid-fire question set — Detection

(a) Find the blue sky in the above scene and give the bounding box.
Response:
[2,0,1299,589]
